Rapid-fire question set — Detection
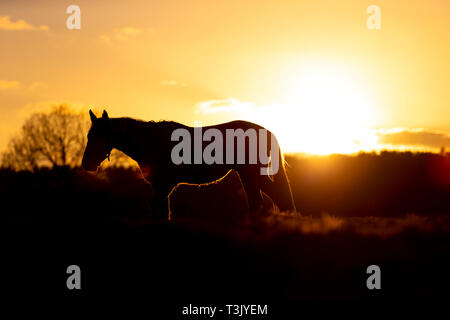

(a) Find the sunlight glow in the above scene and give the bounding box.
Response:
[238,62,381,154]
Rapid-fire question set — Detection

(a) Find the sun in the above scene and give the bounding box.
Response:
[252,62,381,154]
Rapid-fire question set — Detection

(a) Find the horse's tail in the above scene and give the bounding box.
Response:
[261,143,297,213]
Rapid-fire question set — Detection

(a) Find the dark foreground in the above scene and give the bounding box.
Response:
[1,151,450,315]
[2,213,450,315]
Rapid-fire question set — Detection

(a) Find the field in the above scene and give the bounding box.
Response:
[1,152,450,312]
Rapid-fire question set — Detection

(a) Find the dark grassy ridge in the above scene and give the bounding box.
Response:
[1,151,449,220]
[286,151,450,217]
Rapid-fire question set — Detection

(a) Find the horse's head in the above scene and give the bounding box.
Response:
[82,109,112,171]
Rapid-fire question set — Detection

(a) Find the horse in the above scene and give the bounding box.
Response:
[82,110,296,218]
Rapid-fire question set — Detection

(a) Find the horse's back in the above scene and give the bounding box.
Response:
[202,120,267,133]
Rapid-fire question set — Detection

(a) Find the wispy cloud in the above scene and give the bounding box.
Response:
[0,80,20,90]
[0,16,48,31]
[377,128,450,150]
[195,99,450,153]
[28,82,48,91]
[0,80,48,91]
[99,27,155,45]
[196,98,255,114]
[160,80,187,87]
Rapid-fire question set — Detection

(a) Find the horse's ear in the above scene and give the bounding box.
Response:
[102,110,109,120]
[89,109,97,122]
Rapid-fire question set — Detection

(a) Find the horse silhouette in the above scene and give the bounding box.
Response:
[82,110,296,218]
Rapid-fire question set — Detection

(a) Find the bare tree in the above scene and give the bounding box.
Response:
[1,105,89,171]
[2,105,137,171]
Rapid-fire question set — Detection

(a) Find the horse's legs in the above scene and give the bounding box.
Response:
[150,179,173,219]
[238,171,263,215]
[151,193,169,218]
[260,172,296,213]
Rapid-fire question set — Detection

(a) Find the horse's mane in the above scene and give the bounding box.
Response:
[147,120,179,126]
[112,117,176,124]
[111,117,180,129]
[108,117,183,145]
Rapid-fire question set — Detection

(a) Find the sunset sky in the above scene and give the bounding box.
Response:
[1,0,450,154]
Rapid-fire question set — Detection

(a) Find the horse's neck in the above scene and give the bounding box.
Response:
[110,118,149,163]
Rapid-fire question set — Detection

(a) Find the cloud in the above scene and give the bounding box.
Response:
[377,128,450,150]
[160,80,187,87]
[0,80,49,91]
[99,35,113,45]
[0,16,48,31]
[28,82,48,91]
[0,80,20,90]
[100,27,155,45]
[196,98,255,114]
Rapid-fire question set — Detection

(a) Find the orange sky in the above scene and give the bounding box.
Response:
[1,0,450,154]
